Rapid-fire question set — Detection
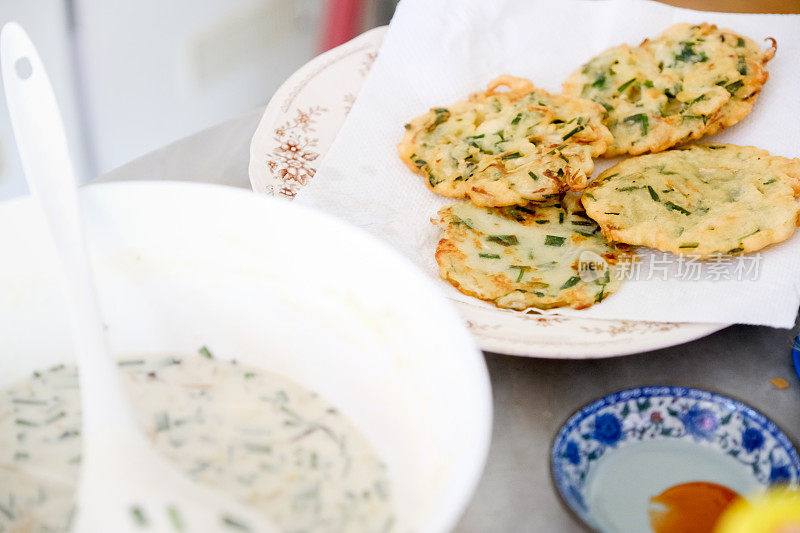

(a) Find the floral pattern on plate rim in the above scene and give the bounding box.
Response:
[261,38,379,201]
[551,386,800,524]
[265,106,326,200]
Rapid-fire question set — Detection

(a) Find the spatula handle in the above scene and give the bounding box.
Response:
[1,22,134,431]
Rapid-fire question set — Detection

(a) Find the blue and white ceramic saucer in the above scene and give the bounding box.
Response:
[551,386,800,533]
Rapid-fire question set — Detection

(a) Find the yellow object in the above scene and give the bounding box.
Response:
[770,378,790,389]
[714,487,800,533]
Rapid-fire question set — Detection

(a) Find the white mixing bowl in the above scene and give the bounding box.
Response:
[0,181,492,532]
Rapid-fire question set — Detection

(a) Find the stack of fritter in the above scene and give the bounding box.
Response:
[398,24,800,311]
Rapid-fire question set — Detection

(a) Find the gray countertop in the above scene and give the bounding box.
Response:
[100,107,800,533]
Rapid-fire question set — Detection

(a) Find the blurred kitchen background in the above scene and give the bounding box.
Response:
[0,0,398,201]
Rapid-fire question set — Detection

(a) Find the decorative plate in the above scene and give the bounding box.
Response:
[551,386,800,532]
[248,26,728,358]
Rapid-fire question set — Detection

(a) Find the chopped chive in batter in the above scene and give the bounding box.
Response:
[488,234,519,246]
[591,73,607,88]
[221,514,250,530]
[452,215,475,229]
[131,506,148,527]
[688,94,706,106]
[118,359,145,366]
[46,411,66,424]
[740,228,761,240]
[560,276,581,290]
[724,80,743,96]
[544,235,566,246]
[199,346,214,359]
[12,398,47,405]
[562,125,585,141]
[623,113,649,136]
[674,41,707,63]
[595,288,606,303]
[617,77,637,92]
[426,108,451,132]
[167,506,184,531]
[510,265,531,282]
[665,201,691,215]
[155,411,170,432]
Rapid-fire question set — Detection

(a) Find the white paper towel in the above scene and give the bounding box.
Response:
[295,0,800,328]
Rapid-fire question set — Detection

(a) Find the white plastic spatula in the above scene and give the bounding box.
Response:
[0,22,279,533]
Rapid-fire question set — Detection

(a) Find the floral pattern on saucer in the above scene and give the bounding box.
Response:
[551,386,800,521]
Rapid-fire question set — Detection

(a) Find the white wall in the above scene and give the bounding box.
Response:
[0,0,325,197]
[74,0,323,174]
[0,0,86,201]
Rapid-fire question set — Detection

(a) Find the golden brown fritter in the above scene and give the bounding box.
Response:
[564,23,776,156]
[399,76,612,206]
[582,144,800,257]
[433,199,634,310]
